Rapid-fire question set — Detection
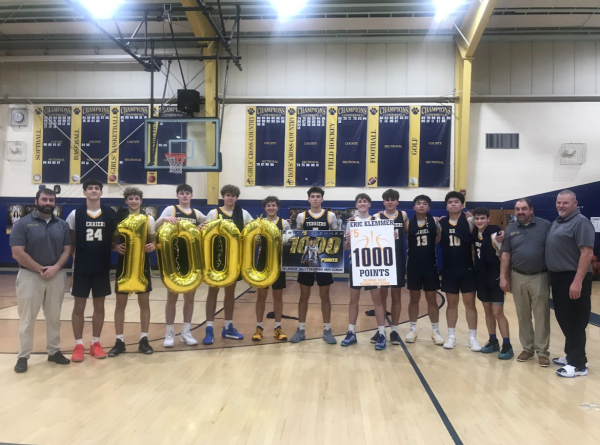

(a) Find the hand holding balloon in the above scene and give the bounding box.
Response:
[116,214,149,294]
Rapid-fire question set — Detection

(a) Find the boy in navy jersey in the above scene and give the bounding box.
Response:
[252,196,291,342]
[405,195,444,345]
[202,184,253,344]
[472,207,512,359]
[439,191,480,351]
[290,187,339,345]
[67,178,117,362]
[156,184,206,348]
[377,189,408,346]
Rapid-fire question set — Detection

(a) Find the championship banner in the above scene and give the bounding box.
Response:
[33,106,72,184]
[335,106,367,187]
[374,106,410,188]
[80,106,110,182]
[325,107,337,186]
[349,219,397,287]
[281,230,344,273]
[287,106,327,187]
[117,106,150,184]
[419,106,451,187]
[70,106,82,184]
[149,105,187,185]
[408,106,421,188]
[254,106,286,186]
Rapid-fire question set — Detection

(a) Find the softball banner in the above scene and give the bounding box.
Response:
[349,219,397,287]
[281,230,345,273]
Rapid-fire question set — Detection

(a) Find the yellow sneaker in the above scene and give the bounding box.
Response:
[274,327,288,341]
[252,326,264,341]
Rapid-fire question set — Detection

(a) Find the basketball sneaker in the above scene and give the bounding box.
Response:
[72,344,85,362]
[375,333,386,351]
[252,326,264,341]
[443,336,456,349]
[431,330,444,345]
[289,328,306,343]
[181,330,198,346]
[138,337,153,354]
[273,327,288,341]
[556,365,587,378]
[90,342,107,359]
[405,330,418,343]
[341,331,357,347]
[553,356,589,368]
[202,326,214,345]
[498,344,514,360]
[370,332,378,343]
[323,329,337,344]
[390,331,402,345]
[108,339,126,357]
[222,324,244,340]
[481,340,500,354]
[163,331,175,348]
[469,337,482,352]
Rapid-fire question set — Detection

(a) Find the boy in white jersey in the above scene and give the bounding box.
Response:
[156,184,206,347]
[341,193,388,350]
[290,187,339,345]
[202,184,254,344]
[109,187,156,356]
[252,196,291,342]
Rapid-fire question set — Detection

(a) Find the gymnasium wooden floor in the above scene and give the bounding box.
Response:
[0,271,599,445]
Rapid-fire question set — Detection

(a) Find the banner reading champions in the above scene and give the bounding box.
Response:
[245,106,285,186]
[33,106,72,184]
[286,107,326,187]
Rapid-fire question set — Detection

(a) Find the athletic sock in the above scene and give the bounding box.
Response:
[409,322,417,331]
[257,322,264,328]
[116,335,124,342]
[166,325,175,334]
[489,334,498,341]
[207,321,214,328]
[75,339,84,345]
[140,333,148,340]
[274,322,281,328]
[469,329,477,339]
[378,326,385,335]
[391,325,398,332]
[431,322,440,331]
[349,324,356,333]
[448,328,456,337]
[298,322,306,330]
[503,338,511,345]
[224,320,232,329]
[91,337,100,344]
[183,322,191,332]
[323,323,331,331]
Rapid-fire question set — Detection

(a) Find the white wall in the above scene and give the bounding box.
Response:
[467,102,600,202]
[473,41,600,97]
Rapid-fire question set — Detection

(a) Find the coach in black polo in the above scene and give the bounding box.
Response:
[546,190,595,378]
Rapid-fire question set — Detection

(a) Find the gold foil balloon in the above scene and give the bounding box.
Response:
[156,220,203,293]
[241,218,282,288]
[116,214,149,293]
[202,217,241,288]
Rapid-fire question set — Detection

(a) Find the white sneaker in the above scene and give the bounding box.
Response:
[180,330,198,346]
[443,336,456,349]
[556,364,587,378]
[163,331,175,348]
[469,337,482,352]
[553,356,589,368]
[431,330,444,346]
[405,330,418,343]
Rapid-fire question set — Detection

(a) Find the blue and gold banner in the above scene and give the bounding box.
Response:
[245,106,256,186]
[288,106,327,187]
[325,107,337,186]
[80,106,110,182]
[376,106,409,187]
[149,105,187,185]
[70,106,82,184]
[419,106,451,188]
[254,106,285,186]
[34,106,71,184]
[118,106,150,184]
[408,106,421,188]
[336,106,367,187]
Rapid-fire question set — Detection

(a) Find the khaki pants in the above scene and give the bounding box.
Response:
[511,270,551,358]
[16,268,66,359]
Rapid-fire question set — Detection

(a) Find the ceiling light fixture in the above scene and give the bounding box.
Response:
[270,0,308,21]
[78,0,124,20]
[433,0,466,20]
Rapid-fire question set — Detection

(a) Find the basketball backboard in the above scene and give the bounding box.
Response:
[144,117,221,172]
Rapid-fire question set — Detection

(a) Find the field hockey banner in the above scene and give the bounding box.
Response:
[286,107,326,187]
[349,219,397,287]
[281,230,345,273]
[245,106,285,186]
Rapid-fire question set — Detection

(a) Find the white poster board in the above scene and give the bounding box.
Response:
[349,219,397,287]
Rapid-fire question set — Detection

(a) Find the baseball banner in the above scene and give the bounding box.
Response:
[349,219,397,287]
[281,230,344,273]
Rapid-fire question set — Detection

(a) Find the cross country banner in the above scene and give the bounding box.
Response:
[281,230,344,273]
[349,219,397,287]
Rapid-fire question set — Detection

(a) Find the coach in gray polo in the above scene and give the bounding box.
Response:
[546,190,594,378]
[500,197,552,367]
[9,188,71,373]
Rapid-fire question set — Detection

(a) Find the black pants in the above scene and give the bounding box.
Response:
[550,271,592,369]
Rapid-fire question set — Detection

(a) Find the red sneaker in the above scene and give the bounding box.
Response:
[72,344,85,362]
[90,342,107,359]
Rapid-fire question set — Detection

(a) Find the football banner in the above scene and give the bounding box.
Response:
[281,230,344,273]
[349,219,397,287]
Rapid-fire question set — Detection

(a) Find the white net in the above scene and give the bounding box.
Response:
[165,153,187,174]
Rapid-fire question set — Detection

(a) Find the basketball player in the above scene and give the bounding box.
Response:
[405,195,444,345]
[377,189,408,346]
[108,187,156,357]
[301,237,321,269]
[155,184,206,348]
[472,207,513,359]
[290,186,339,344]
[203,184,254,345]
[439,191,481,351]
[67,178,117,362]
[252,196,291,342]
[341,194,387,350]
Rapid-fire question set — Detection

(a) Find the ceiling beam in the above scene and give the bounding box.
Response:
[456,0,498,59]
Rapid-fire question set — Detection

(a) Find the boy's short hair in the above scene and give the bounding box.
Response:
[413,194,431,205]
[123,187,143,200]
[176,184,193,194]
[382,189,399,201]
[472,207,490,218]
[262,196,280,208]
[355,193,372,203]
[307,186,324,198]
[220,184,240,197]
[82,178,103,191]
[444,191,465,204]
[309,237,316,241]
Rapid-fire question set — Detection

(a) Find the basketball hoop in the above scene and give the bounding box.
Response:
[165,153,187,174]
